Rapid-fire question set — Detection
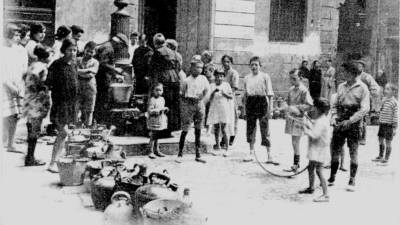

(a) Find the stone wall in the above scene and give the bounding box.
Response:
[55,0,139,44]
[210,0,341,97]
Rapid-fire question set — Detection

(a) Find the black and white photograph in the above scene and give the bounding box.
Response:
[0,0,399,224]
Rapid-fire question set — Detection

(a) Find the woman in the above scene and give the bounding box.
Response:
[25,23,46,65]
[22,45,51,166]
[298,60,310,89]
[149,33,181,137]
[2,24,26,153]
[321,59,335,100]
[132,34,153,94]
[52,25,72,61]
[309,60,322,101]
[46,39,79,173]
[221,55,239,146]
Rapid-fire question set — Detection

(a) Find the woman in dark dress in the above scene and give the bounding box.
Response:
[149,33,181,137]
[46,39,79,173]
[132,34,153,94]
[309,60,322,101]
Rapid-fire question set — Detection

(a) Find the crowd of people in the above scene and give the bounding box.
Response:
[2,22,397,203]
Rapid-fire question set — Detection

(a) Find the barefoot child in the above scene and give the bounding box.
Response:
[203,63,216,136]
[242,56,276,163]
[283,69,313,171]
[298,98,331,202]
[176,55,210,163]
[372,83,397,164]
[147,83,168,159]
[207,69,234,156]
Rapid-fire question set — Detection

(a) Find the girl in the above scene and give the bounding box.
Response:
[2,24,26,153]
[22,45,52,166]
[46,38,79,173]
[26,23,46,65]
[147,83,168,159]
[221,55,240,146]
[299,98,331,202]
[207,70,234,156]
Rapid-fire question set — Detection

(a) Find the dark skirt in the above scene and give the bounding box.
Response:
[163,82,181,132]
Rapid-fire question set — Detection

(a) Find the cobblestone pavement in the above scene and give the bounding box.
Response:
[1,119,399,225]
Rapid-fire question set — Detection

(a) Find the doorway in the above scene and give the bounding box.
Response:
[142,0,177,44]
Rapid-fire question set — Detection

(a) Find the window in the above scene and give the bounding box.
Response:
[269,0,307,42]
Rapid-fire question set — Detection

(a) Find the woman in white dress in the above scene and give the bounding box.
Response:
[25,23,46,65]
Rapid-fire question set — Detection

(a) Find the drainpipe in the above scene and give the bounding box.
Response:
[375,0,381,75]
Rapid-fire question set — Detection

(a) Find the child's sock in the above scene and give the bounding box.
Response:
[329,161,339,182]
[293,154,300,166]
[350,163,358,179]
[378,144,385,158]
[178,131,188,157]
[384,146,391,161]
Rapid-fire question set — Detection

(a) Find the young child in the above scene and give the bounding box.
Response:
[372,83,397,164]
[77,41,99,127]
[147,83,168,159]
[203,63,216,135]
[176,55,210,163]
[298,98,331,202]
[242,56,276,163]
[207,69,234,156]
[283,69,313,172]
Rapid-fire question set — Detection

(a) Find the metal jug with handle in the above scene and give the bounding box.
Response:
[104,191,134,225]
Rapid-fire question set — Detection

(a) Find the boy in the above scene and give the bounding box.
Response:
[372,83,397,164]
[328,62,370,191]
[77,41,99,127]
[283,69,313,172]
[242,56,276,164]
[71,25,85,56]
[176,55,210,163]
[299,98,331,202]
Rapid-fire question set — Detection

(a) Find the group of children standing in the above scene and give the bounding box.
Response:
[146,52,398,203]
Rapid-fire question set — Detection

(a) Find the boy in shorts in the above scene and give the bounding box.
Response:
[283,69,313,172]
[176,55,210,163]
[372,83,397,164]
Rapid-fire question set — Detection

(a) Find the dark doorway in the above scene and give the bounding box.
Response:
[143,0,177,45]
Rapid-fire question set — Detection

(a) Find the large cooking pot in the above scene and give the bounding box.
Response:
[134,172,179,214]
[110,83,133,103]
[140,199,207,225]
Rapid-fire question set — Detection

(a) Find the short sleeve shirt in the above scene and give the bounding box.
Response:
[182,75,210,98]
[224,68,240,90]
[244,72,274,96]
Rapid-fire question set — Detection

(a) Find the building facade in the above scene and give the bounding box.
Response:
[9,0,398,95]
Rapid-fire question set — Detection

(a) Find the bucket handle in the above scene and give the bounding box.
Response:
[110,191,131,204]
[149,172,170,185]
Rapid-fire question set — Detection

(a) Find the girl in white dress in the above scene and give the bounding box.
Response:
[207,71,234,156]
[146,83,168,159]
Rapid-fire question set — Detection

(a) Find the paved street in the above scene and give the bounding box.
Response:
[1,119,399,225]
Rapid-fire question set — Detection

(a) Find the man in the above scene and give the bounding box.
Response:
[129,32,139,62]
[132,34,153,94]
[328,62,370,191]
[353,59,380,145]
[71,25,85,56]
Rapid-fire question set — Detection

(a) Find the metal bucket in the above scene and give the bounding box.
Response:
[110,83,133,103]
[57,156,89,186]
[141,199,207,225]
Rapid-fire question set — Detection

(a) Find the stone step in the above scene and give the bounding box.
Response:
[109,131,214,156]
